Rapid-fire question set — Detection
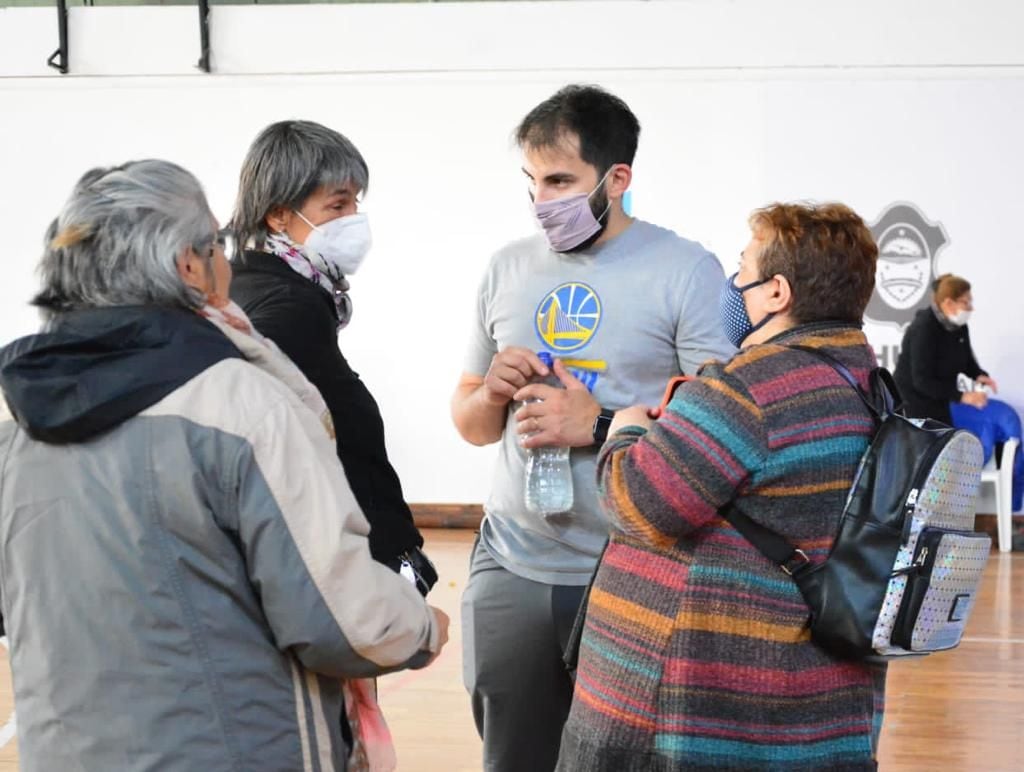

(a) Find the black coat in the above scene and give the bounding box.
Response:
[893,307,986,425]
[229,251,422,563]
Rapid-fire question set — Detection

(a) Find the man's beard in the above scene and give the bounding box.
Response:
[566,187,611,253]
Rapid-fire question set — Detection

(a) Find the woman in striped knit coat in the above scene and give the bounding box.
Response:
[557,202,886,771]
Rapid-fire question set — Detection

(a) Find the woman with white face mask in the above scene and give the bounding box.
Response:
[230,120,434,584]
[230,120,439,769]
[893,273,998,425]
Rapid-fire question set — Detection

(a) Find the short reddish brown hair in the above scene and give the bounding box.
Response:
[749,202,878,324]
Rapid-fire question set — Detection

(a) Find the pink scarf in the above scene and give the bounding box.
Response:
[344,680,398,772]
[199,299,264,339]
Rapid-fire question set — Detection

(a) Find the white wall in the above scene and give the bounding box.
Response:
[3,1,1023,505]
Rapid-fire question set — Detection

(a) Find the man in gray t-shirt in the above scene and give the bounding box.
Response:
[451,84,734,772]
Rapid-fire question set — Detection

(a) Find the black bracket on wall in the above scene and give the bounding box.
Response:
[197,0,211,73]
[46,0,69,74]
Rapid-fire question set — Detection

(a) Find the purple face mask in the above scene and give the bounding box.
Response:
[533,168,613,253]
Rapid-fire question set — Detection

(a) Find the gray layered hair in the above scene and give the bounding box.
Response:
[34,160,216,319]
[231,120,369,251]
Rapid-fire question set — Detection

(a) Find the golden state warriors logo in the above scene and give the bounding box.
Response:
[535,282,602,353]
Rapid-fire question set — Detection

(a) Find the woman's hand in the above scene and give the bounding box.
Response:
[976,374,999,394]
[608,404,657,435]
[961,391,989,409]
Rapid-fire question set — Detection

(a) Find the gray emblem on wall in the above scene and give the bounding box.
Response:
[865,203,948,330]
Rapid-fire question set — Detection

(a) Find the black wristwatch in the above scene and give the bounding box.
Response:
[592,408,616,445]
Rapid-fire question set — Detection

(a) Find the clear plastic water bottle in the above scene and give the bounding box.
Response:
[523,352,574,516]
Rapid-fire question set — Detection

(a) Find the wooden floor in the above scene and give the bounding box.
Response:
[0,529,1021,770]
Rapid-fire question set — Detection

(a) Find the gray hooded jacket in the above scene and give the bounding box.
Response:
[0,306,438,772]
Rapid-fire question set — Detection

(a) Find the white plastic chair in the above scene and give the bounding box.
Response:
[980,437,1019,552]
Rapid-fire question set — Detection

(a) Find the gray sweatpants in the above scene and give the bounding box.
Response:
[461,538,587,772]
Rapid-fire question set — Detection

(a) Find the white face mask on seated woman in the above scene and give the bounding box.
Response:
[948,308,972,327]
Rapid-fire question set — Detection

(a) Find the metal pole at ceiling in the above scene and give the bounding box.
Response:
[197,0,211,73]
[46,0,69,74]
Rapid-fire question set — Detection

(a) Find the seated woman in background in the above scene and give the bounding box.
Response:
[895,275,1021,514]
[893,273,996,425]
[557,202,886,771]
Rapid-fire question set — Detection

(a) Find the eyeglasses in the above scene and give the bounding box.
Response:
[216,227,239,261]
[194,227,238,262]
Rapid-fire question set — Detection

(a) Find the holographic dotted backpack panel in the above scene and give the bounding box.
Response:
[872,430,988,656]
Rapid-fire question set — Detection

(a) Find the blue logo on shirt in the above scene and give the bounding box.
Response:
[535,282,602,353]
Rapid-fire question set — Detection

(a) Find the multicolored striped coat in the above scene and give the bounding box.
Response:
[558,323,887,771]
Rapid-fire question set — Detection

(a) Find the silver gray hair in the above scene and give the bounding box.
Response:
[33,160,216,319]
[231,120,369,251]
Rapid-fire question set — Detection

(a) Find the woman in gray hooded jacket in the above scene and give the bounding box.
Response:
[0,159,448,772]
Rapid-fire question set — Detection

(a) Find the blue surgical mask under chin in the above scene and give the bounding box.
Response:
[719,272,775,348]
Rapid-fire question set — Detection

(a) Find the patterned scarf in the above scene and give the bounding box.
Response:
[264,231,352,329]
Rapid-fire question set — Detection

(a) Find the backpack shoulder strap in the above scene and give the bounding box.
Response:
[719,503,813,577]
[721,343,897,577]
[788,344,900,419]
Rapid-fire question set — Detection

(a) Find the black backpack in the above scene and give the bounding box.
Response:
[723,347,989,662]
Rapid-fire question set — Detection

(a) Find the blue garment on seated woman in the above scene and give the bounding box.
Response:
[950,397,1022,512]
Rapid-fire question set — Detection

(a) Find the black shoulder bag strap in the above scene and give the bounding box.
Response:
[720,345,889,577]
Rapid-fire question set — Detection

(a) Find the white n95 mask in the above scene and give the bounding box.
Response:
[295,211,373,276]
